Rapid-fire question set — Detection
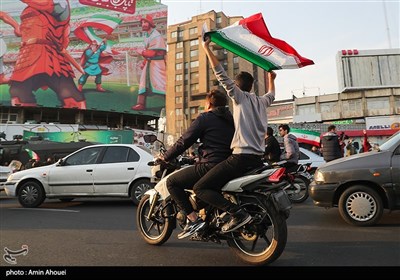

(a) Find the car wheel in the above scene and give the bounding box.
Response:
[130,179,153,205]
[18,181,45,208]
[338,185,383,226]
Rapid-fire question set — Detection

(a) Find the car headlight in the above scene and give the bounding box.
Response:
[314,170,325,182]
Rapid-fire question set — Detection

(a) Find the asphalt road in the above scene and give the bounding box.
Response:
[1,194,399,269]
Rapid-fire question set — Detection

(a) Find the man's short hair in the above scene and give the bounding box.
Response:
[206,89,227,107]
[278,124,290,133]
[234,71,254,92]
[328,125,336,132]
[266,126,274,136]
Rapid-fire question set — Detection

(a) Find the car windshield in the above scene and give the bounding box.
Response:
[379,130,400,151]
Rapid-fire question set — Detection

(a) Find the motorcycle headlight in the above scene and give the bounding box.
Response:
[314,170,325,183]
[7,174,14,182]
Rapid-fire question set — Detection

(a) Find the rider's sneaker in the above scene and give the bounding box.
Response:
[177,217,205,239]
[221,209,252,233]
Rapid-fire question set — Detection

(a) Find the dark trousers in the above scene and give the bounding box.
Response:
[193,154,263,213]
[167,163,215,215]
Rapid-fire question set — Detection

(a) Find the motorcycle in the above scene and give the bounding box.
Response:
[265,161,311,203]
[136,135,292,266]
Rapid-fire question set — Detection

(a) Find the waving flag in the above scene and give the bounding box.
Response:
[291,129,320,147]
[204,13,314,71]
[74,15,122,53]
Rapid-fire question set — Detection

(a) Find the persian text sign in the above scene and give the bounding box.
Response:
[79,0,136,14]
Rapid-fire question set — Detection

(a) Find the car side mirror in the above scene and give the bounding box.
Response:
[57,159,65,166]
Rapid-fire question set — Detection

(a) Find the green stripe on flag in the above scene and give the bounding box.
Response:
[209,32,280,71]
[92,14,123,25]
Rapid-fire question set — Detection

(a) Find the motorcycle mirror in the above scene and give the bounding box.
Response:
[143,134,157,144]
[148,161,155,166]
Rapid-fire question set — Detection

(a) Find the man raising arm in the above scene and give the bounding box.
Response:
[192,37,276,233]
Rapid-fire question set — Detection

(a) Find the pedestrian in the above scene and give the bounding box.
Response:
[263,126,281,164]
[321,125,343,162]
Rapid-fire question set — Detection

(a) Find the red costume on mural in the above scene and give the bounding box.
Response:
[9,0,86,109]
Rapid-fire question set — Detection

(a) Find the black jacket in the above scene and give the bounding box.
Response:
[164,107,234,164]
[321,132,342,162]
[264,136,281,163]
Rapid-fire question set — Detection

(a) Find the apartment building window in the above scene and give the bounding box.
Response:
[395,96,400,114]
[367,97,389,110]
[190,83,199,91]
[190,61,199,68]
[190,50,198,57]
[184,62,189,69]
[233,56,239,64]
[176,52,183,59]
[175,108,183,116]
[175,97,183,104]
[190,39,199,46]
[178,30,183,37]
[0,113,17,124]
[175,63,183,70]
[342,99,362,112]
[189,27,198,35]
[320,102,336,113]
[175,85,182,92]
[171,31,177,38]
[297,104,316,115]
[176,120,183,131]
[190,107,198,114]
[176,74,183,81]
[176,42,183,48]
[191,72,199,79]
[216,17,222,23]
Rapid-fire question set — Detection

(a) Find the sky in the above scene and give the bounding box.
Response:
[162,0,400,100]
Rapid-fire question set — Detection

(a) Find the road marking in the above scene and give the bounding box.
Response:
[9,208,80,213]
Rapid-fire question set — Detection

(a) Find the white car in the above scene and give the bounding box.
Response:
[4,144,154,207]
[0,166,12,191]
[298,147,326,172]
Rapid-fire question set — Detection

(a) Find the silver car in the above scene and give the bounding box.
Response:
[4,144,154,207]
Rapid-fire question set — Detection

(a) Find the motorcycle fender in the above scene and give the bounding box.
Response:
[144,188,158,204]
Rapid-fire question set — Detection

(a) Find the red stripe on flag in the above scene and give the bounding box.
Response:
[239,13,314,67]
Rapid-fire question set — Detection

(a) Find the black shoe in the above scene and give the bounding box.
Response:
[177,217,205,239]
[221,209,252,233]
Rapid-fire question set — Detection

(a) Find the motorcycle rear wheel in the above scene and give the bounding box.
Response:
[227,199,287,266]
[136,194,174,245]
[286,175,309,203]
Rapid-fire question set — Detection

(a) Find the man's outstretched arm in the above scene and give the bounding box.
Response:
[202,37,219,68]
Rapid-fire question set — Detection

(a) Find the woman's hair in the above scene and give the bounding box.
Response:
[206,89,228,107]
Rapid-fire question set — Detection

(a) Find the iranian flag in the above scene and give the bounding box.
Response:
[291,129,320,147]
[74,14,122,53]
[205,13,314,71]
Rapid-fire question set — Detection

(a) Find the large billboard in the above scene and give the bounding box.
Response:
[0,0,167,117]
[336,49,400,92]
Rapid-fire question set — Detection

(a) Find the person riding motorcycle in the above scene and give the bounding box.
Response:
[193,37,277,233]
[263,126,281,164]
[158,89,234,239]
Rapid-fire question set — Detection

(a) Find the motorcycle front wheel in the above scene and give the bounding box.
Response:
[136,194,174,245]
[227,199,287,266]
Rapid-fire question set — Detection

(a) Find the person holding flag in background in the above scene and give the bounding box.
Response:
[78,38,109,92]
